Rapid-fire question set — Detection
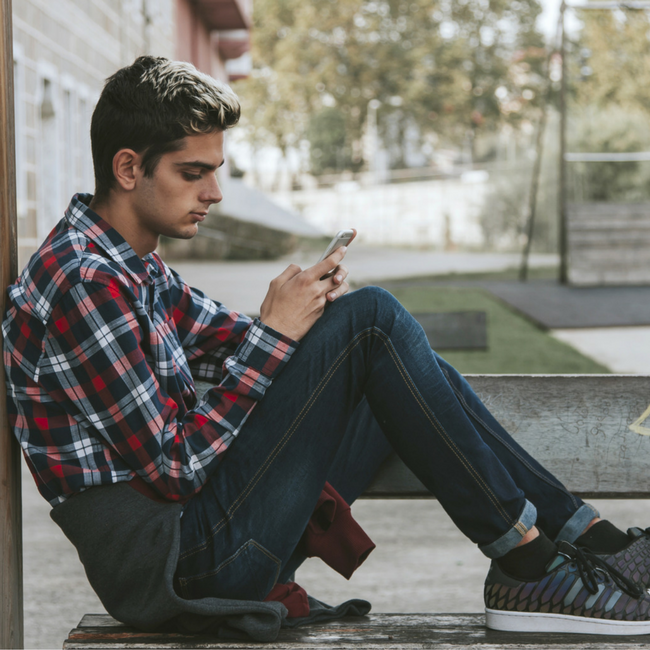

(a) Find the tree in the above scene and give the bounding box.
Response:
[305,107,350,174]
[571,7,650,114]
[566,7,650,201]
[236,0,547,173]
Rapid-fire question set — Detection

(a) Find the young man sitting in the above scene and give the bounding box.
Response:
[4,56,650,640]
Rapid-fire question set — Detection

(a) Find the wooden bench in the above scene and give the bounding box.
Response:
[64,374,650,648]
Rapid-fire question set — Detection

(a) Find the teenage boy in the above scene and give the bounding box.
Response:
[4,56,650,640]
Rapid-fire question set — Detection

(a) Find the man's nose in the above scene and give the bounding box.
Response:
[202,174,223,205]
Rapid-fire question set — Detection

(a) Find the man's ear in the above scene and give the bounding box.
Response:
[112,149,141,192]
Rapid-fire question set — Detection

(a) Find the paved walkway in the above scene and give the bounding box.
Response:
[171,248,558,315]
[551,327,650,375]
[438,280,650,329]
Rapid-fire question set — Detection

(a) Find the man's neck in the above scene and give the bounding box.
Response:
[89,194,157,259]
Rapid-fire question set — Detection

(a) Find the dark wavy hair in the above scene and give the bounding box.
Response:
[90,56,241,203]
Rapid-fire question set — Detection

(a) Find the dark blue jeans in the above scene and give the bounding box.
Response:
[175,286,597,601]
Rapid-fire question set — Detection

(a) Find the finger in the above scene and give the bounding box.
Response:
[310,245,348,280]
[322,267,347,291]
[271,263,302,286]
[327,281,349,302]
[319,264,347,282]
[332,264,348,284]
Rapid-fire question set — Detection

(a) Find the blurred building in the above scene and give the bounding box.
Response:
[12,0,253,266]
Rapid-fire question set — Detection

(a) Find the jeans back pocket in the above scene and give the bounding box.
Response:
[178,539,281,602]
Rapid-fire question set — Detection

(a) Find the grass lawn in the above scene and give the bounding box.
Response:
[385,285,610,375]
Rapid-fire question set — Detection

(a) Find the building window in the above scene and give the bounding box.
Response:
[63,88,76,202]
[13,55,26,221]
[39,76,60,238]
[79,96,90,193]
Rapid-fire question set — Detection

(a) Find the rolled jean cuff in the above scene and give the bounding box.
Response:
[479,500,537,559]
[554,503,600,544]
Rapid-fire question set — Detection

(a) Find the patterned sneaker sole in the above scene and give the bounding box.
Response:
[486,608,650,635]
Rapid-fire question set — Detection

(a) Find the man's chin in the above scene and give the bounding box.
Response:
[166,226,199,241]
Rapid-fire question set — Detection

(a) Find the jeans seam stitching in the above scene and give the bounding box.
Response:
[180,326,517,562]
[378,332,513,526]
[180,540,281,588]
[179,327,377,561]
[442,368,580,509]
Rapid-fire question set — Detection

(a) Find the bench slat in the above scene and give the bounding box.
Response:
[64,613,650,648]
[365,375,650,498]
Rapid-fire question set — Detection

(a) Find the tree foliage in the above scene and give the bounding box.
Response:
[567,8,650,201]
[236,0,546,172]
[306,107,350,174]
[572,8,650,113]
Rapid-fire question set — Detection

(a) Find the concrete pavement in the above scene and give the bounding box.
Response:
[171,247,558,315]
[551,327,650,375]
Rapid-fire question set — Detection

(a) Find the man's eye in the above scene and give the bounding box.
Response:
[183,172,201,181]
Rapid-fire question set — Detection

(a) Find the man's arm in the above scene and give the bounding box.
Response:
[163,263,255,382]
[163,240,352,380]
[39,279,297,502]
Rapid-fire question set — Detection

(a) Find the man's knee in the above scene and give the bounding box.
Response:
[337,285,400,318]
[326,285,398,330]
[319,286,412,345]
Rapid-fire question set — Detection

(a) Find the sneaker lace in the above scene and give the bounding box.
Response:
[568,544,644,598]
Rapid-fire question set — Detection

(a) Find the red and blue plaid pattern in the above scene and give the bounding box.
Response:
[3,194,298,506]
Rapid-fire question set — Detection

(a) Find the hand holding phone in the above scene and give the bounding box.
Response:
[259,229,356,341]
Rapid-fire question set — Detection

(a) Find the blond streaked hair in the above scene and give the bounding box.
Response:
[91,56,240,203]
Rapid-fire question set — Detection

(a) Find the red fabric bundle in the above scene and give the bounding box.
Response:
[264,581,310,618]
[264,483,375,618]
[301,481,376,580]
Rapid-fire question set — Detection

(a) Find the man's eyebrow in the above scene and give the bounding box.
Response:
[174,160,225,170]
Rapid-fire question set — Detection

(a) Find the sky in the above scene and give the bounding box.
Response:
[538,0,563,40]
[538,0,586,41]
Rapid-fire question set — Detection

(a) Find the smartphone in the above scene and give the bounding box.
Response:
[318,229,356,263]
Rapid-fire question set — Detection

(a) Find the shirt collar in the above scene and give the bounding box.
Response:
[65,193,159,286]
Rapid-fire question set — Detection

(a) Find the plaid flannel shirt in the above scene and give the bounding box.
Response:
[2,194,298,507]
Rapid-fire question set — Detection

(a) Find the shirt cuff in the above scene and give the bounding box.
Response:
[227,318,298,387]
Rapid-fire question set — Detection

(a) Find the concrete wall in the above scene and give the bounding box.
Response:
[271,175,489,249]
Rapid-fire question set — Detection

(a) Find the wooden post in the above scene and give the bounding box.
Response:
[558,1,568,284]
[0,0,23,648]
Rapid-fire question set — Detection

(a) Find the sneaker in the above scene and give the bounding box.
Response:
[596,527,650,590]
[485,541,650,634]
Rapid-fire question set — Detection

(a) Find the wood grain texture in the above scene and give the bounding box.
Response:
[64,613,650,648]
[0,1,22,647]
